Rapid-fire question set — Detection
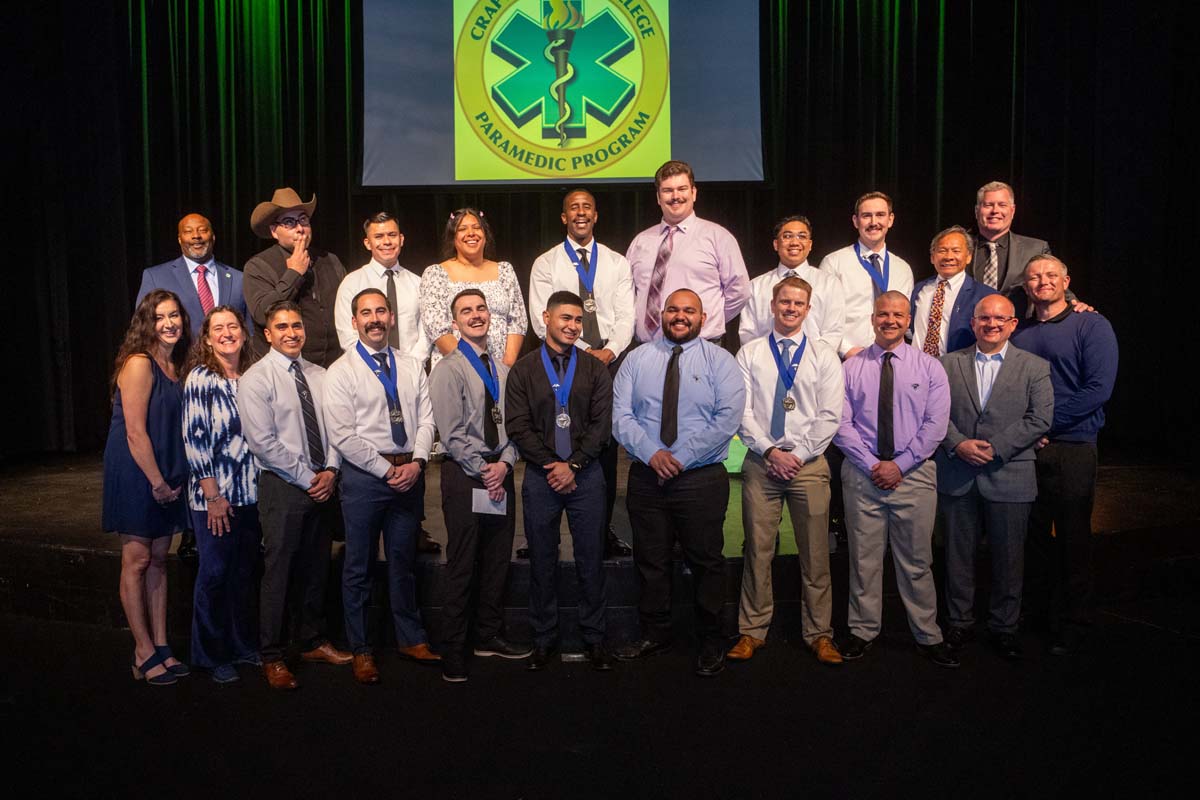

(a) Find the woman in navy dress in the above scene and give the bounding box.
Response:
[103,289,192,685]
[182,306,261,684]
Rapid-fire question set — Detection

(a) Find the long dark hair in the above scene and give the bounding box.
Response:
[185,305,254,379]
[440,207,496,261]
[111,289,192,396]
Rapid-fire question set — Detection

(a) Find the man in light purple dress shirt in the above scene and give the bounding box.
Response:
[625,160,750,344]
[833,291,958,668]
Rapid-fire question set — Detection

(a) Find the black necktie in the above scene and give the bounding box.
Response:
[577,247,603,347]
[385,270,400,349]
[869,254,883,300]
[660,344,683,446]
[553,353,572,460]
[289,361,326,469]
[372,352,391,377]
[480,352,499,450]
[877,352,895,460]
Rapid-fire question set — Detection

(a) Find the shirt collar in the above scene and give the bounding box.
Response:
[371,258,403,277]
[358,340,389,356]
[975,341,1009,361]
[662,212,697,234]
[980,231,1010,250]
[856,241,888,259]
[774,261,810,277]
[184,256,214,273]
[867,341,908,361]
[566,235,594,250]
[941,270,968,290]
[657,335,703,353]
[267,347,302,370]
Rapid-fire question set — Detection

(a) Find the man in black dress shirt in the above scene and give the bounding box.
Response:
[505,291,614,671]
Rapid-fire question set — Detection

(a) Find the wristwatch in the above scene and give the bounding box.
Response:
[568,460,583,472]
[414,458,427,471]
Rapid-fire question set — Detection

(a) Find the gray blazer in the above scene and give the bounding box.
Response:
[935,344,1053,502]
[971,231,1050,294]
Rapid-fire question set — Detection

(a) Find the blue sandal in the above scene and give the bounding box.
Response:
[154,645,191,677]
[132,651,178,686]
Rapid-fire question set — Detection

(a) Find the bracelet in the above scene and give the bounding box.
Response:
[204,494,222,503]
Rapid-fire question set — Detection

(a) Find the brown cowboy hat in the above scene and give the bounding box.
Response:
[250,188,317,238]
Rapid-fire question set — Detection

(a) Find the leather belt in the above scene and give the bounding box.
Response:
[380,452,414,465]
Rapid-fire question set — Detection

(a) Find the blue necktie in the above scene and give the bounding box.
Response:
[769,338,793,440]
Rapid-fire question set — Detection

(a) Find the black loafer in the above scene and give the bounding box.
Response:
[838,634,874,661]
[612,638,672,661]
[945,626,975,651]
[916,642,961,668]
[587,643,613,671]
[695,647,726,677]
[526,646,555,671]
[605,528,633,558]
[991,632,1023,660]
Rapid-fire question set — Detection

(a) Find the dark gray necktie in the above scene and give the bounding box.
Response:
[877,352,895,460]
[553,353,572,460]
[385,270,400,349]
[660,345,683,446]
[577,248,603,347]
[372,352,407,448]
[289,361,326,469]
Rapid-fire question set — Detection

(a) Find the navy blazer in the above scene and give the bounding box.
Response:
[136,256,250,336]
[910,274,993,355]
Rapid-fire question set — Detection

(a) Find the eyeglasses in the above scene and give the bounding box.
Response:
[973,315,1015,324]
[778,232,811,242]
[275,214,310,229]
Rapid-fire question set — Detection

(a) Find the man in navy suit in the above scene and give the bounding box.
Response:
[910,226,992,357]
[136,213,250,336]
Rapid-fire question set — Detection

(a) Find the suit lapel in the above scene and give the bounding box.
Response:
[958,351,983,416]
[217,262,233,306]
[988,347,1022,406]
[171,257,194,299]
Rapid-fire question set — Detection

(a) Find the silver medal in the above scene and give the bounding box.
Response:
[583,297,597,313]
[390,408,404,424]
[782,396,796,412]
[556,412,571,429]
[491,406,503,425]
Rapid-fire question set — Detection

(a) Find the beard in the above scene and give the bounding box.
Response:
[663,319,701,344]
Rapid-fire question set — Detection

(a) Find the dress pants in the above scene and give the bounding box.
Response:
[257,471,335,662]
[626,461,728,644]
[1025,441,1097,632]
[842,459,943,645]
[189,505,261,669]
[439,458,516,654]
[522,461,608,647]
[339,462,427,654]
[942,487,1031,634]
[738,452,832,645]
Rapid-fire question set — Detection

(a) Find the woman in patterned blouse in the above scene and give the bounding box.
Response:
[419,208,527,368]
[182,306,261,684]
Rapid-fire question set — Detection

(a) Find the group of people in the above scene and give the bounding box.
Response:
[103,159,1117,688]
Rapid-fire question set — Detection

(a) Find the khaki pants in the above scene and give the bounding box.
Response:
[738,452,832,645]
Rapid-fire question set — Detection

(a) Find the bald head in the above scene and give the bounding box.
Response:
[970,293,1019,354]
[177,213,215,262]
[662,288,706,344]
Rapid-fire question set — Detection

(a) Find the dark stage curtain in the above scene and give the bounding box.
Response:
[5,1,1190,459]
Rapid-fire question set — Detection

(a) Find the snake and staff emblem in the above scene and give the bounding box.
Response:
[543,0,584,147]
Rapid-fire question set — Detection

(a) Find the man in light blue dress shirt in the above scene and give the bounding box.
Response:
[611,289,746,677]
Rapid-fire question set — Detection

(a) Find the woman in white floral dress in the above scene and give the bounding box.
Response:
[419,208,527,368]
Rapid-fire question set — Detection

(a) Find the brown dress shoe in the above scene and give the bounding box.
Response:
[352,653,380,684]
[397,642,442,663]
[726,634,766,661]
[300,642,353,666]
[262,660,299,690]
[812,636,844,665]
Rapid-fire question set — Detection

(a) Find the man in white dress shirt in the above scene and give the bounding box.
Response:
[817,192,914,359]
[323,288,439,685]
[238,300,351,691]
[728,276,845,666]
[738,215,845,352]
[334,212,429,360]
[910,226,992,357]
[529,189,635,557]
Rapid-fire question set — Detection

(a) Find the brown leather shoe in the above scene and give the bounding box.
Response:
[812,636,844,665]
[726,634,766,661]
[262,660,299,690]
[397,642,442,663]
[300,642,353,666]
[352,653,380,684]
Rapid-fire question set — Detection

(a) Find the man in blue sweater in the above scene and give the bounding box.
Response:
[1011,255,1117,655]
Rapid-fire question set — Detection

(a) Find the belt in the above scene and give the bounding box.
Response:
[449,454,503,465]
[380,452,414,465]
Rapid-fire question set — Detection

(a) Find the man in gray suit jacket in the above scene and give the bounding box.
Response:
[936,293,1053,660]
[971,181,1051,294]
[136,213,249,336]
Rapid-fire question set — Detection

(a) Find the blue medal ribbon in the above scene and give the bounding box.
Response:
[356,342,400,408]
[853,242,890,295]
[456,339,499,403]
[563,239,599,294]
[768,332,808,391]
[540,344,577,410]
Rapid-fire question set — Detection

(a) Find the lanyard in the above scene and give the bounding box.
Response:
[563,239,599,294]
[355,342,399,408]
[540,344,577,410]
[768,333,808,391]
[456,339,499,402]
[853,242,890,295]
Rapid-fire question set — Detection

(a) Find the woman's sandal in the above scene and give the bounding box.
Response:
[132,651,178,686]
[154,645,191,677]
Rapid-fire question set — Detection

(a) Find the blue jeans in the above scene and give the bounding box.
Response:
[190,505,261,669]
[339,462,427,654]
[522,461,608,647]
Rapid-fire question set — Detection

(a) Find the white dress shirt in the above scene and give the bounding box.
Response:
[528,237,635,354]
[334,259,430,360]
[974,341,1009,410]
[911,270,967,355]
[817,243,914,357]
[737,261,846,352]
[237,348,341,490]
[736,332,844,464]
[185,257,220,304]
[322,341,436,478]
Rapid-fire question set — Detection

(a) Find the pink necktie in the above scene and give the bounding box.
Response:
[644,225,677,336]
[196,264,215,315]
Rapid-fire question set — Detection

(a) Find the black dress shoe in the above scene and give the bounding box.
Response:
[612,638,672,661]
[526,646,555,671]
[945,626,975,650]
[587,643,613,671]
[604,527,632,558]
[515,546,530,559]
[474,636,534,659]
[695,646,726,677]
[916,642,961,668]
[177,531,198,562]
[991,632,1023,660]
[838,634,873,661]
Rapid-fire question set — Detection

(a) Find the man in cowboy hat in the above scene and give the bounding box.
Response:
[244,188,347,367]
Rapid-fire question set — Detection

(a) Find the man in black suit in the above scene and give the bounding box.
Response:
[971,181,1051,294]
